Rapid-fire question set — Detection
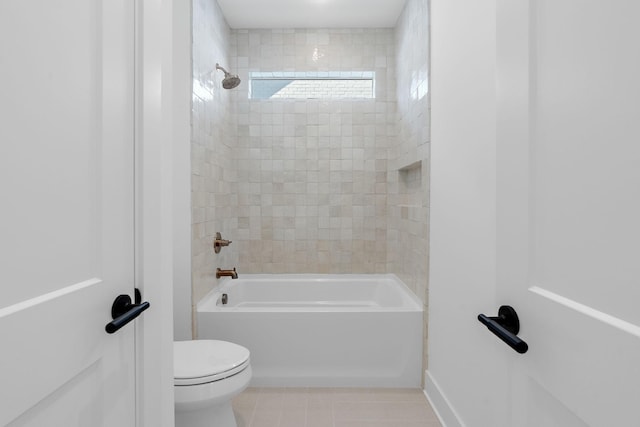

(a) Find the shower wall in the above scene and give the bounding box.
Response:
[229,29,397,274]
[392,0,431,372]
[191,0,238,314]
[190,0,430,350]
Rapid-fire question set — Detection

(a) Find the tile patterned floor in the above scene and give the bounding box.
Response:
[232,387,443,427]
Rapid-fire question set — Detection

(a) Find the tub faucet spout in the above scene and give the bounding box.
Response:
[216,268,238,279]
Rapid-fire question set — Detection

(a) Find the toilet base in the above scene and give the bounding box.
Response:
[175,401,237,427]
[174,366,251,427]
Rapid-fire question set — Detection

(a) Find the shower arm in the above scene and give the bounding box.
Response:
[216,63,230,76]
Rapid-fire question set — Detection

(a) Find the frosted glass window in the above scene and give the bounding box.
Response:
[249,71,375,99]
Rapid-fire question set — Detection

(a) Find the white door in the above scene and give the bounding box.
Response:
[496,1,640,426]
[0,0,137,426]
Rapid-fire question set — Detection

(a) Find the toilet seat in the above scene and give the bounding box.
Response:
[174,340,250,386]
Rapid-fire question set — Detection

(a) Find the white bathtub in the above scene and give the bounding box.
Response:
[197,274,423,388]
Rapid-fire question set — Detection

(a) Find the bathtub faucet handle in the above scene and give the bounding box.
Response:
[216,268,238,279]
[213,232,233,253]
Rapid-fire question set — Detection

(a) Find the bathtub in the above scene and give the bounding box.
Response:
[197,274,423,388]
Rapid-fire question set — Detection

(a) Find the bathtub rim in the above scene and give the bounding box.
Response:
[197,273,424,313]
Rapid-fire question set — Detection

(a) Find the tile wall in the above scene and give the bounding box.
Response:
[391,0,431,372]
[191,1,431,360]
[229,29,397,274]
[191,0,238,319]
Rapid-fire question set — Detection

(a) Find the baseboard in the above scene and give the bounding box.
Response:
[424,370,466,427]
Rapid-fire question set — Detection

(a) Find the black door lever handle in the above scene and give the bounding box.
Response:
[105,289,150,334]
[478,305,528,354]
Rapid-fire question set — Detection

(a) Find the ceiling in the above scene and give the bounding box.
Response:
[216,0,408,29]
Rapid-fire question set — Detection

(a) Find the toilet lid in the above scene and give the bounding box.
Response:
[174,340,250,386]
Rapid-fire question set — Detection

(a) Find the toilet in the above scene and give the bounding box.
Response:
[174,340,252,427]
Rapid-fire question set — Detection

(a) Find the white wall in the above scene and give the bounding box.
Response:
[173,0,194,342]
[427,0,508,425]
[137,0,191,423]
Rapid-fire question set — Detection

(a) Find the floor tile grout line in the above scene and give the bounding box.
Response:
[303,390,309,427]
[331,392,336,427]
[248,389,258,427]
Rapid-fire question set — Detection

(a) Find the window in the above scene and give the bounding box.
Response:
[249,71,375,100]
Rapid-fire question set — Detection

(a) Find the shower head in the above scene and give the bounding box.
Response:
[215,63,241,89]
